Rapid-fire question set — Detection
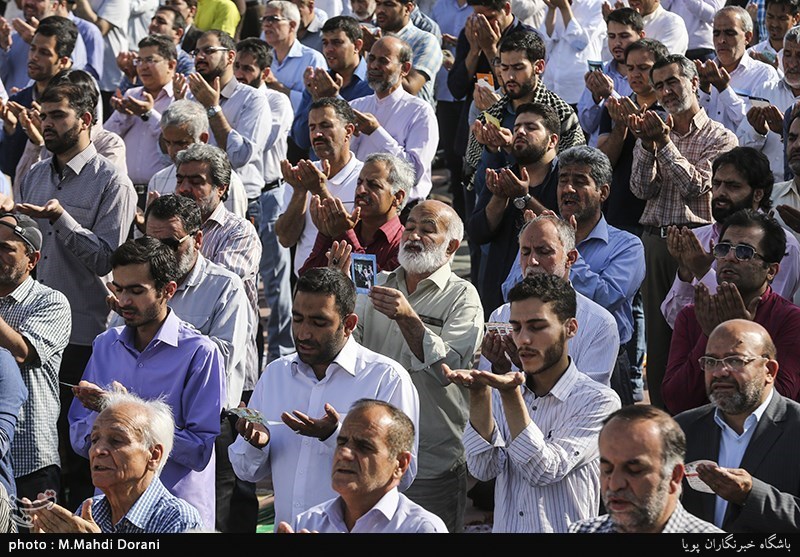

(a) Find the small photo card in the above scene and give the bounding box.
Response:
[351,253,377,294]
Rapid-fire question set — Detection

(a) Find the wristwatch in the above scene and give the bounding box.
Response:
[139,109,152,122]
[206,105,222,119]
[513,194,532,210]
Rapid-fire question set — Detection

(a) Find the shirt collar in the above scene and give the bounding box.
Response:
[1,276,34,303]
[390,261,453,291]
[220,77,239,100]
[204,202,228,227]
[178,253,207,290]
[53,142,97,176]
[116,477,169,530]
[291,335,360,378]
[536,358,580,402]
[285,39,306,60]
[376,215,403,240]
[327,153,361,185]
[118,307,181,351]
[581,214,610,247]
[376,84,406,105]
[713,388,774,435]
[368,488,401,521]
[641,5,664,26]
[354,57,368,81]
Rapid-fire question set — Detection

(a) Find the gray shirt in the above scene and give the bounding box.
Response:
[19,143,136,346]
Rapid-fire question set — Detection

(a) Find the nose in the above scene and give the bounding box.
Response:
[607,468,627,492]
[176,177,192,194]
[711,363,732,378]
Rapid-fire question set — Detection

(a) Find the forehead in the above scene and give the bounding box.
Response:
[720,224,765,246]
[341,406,392,442]
[40,98,73,114]
[559,163,594,181]
[791,116,800,135]
[155,9,176,22]
[515,112,544,126]
[146,215,187,237]
[197,34,220,47]
[93,406,145,440]
[323,29,351,43]
[713,163,749,185]
[309,106,342,124]
[714,11,744,30]
[177,160,212,177]
[265,6,284,17]
[626,48,656,64]
[499,50,530,64]
[509,295,559,323]
[293,290,339,314]
[652,63,683,82]
[784,40,800,54]
[472,6,502,18]
[407,205,445,230]
[113,262,156,287]
[0,219,26,247]
[162,123,193,138]
[599,419,663,463]
[707,325,764,355]
[235,51,258,66]
[139,45,160,58]
[370,40,400,60]
[360,160,390,180]
[520,220,562,247]
[607,21,637,34]
[32,33,58,50]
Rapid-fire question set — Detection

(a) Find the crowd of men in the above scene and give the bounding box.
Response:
[0,0,798,536]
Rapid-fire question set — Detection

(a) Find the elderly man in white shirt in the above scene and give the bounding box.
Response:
[350,36,437,202]
[229,267,420,528]
[697,6,780,133]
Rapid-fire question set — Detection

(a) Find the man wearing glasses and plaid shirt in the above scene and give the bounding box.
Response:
[663,209,800,415]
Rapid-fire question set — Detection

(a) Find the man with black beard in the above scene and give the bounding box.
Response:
[229,267,419,529]
[354,200,483,532]
[674,319,800,532]
[663,209,800,415]
[662,146,800,329]
[184,29,271,211]
[570,405,721,533]
[467,102,559,317]
[445,273,620,532]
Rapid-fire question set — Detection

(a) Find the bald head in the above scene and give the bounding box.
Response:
[704,319,778,419]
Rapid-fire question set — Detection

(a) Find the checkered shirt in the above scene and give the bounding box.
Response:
[1,277,71,477]
[569,502,724,533]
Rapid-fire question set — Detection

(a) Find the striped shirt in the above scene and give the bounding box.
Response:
[18,143,137,346]
[201,203,261,389]
[630,108,738,227]
[394,22,443,107]
[568,502,723,533]
[89,476,204,533]
[2,278,71,477]
[464,361,621,532]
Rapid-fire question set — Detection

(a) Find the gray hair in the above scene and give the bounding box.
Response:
[558,145,612,189]
[174,143,232,191]
[717,5,753,34]
[650,53,698,83]
[518,213,576,251]
[99,390,175,475]
[786,24,800,46]
[160,99,209,141]
[363,153,414,210]
[267,0,301,24]
[440,203,464,246]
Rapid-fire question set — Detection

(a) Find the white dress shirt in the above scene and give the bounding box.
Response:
[284,154,363,274]
[147,164,248,217]
[773,179,800,248]
[700,53,781,133]
[539,0,606,105]
[291,488,448,533]
[464,360,621,532]
[479,291,619,386]
[259,83,294,185]
[662,0,724,52]
[641,4,689,55]
[736,79,799,182]
[228,336,420,527]
[349,87,438,201]
[660,220,800,326]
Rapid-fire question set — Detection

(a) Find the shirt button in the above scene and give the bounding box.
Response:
[138,363,143,368]
[532,406,537,411]
[518,511,524,517]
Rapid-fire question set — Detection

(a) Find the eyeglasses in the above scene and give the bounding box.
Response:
[712,242,765,262]
[261,15,287,24]
[191,46,230,57]
[133,56,166,67]
[159,233,193,250]
[698,355,766,372]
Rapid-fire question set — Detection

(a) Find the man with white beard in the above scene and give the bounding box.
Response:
[354,199,483,532]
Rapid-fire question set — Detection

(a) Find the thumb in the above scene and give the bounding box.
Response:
[80,499,94,522]
[519,165,529,182]
[351,206,361,222]
[143,91,154,103]
[321,158,331,177]
[31,17,38,27]
[666,114,674,128]
[324,403,340,422]
[214,76,221,92]
[747,295,761,317]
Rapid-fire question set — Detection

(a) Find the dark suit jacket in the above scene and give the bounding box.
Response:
[674,392,800,533]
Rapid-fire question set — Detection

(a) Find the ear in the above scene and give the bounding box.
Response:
[599,183,610,203]
[765,358,779,385]
[147,443,164,471]
[533,58,545,76]
[354,38,364,53]
[80,110,93,130]
[199,130,210,144]
[343,312,358,336]
[162,280,178,301]
[548,133,558,151]
[261,66,271,83]
[669,462,684,495]
[395,450,412,479]
[446,237,461,257]
[168,58,178,72]
[745,30,753,45]
[27,250,40,272]
[565,248,579,268]
[175,26,185,40]
[344,121,356,138]
[766,261,780,283]
[57,55,71,71]
[752,188,764,208]
[393,189,406,208]
[400,60,412,76]
[226,48,236,66]
[638,30,645,39]
[503,1,512,16]
[289,19,299,32]
[194,229,204,249]
[564,316,578,339]
[217,183,229,199]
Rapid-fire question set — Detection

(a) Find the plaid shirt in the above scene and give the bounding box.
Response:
[569,502,724,533]
[630,108,738,227]
[1,277,71,477]
[395,22,443,107]
[89,476,204,533]
[465,80,584,178]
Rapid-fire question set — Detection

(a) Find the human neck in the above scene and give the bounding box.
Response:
[575,213,601,244]
[326,150,352,177]
[404,267,436,294]
[274,38,294,62]
[511,90,537,109]
[720,55,743,75]
[133,309,168,352]
[342,490,389,531]
[55,135,91,169]
[376,81,402,99]
[360,210,396,242]
[106,476,153,525]
[526,356,569,397]
[671,106,699,134]
[521,150,555,186]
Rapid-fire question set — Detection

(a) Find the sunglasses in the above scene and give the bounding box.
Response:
[262,15,287,24]
[159,233,193,250]
[712,242,765,262]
